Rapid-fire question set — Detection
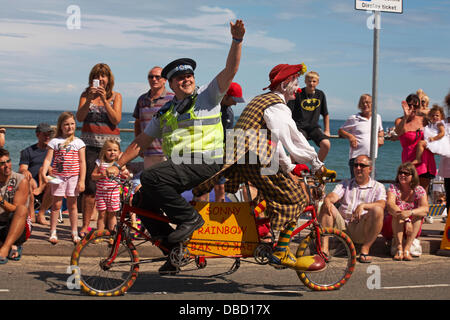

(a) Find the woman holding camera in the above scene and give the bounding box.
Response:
[76,63,122,237]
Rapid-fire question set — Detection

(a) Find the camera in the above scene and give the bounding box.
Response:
[93,79,100,88]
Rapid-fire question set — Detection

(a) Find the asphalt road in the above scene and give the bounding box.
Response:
[1,254,449,302]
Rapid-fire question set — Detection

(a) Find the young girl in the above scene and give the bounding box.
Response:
[41,112,86,245]
[91,140,128,232]
[413,104,450,165]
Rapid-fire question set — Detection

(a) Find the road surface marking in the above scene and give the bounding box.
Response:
[381,284,450,290]
[0,289,10,292]
[255,290,306,294]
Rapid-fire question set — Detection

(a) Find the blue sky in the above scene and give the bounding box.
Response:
[1,0,449,121]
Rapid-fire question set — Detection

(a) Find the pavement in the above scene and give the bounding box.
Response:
[21,211,450,259]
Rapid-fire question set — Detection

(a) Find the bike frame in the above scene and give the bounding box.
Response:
[103,181,327,267]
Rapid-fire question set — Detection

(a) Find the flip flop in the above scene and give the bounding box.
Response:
[8,245,23,261]
[358,253,372,263]
[0,256,8,265]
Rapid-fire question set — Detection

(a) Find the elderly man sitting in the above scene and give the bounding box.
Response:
[319,154,386,263]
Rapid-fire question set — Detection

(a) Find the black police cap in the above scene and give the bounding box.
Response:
[161,58,196,80]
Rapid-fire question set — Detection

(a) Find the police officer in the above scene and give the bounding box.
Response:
[107,20,245,274]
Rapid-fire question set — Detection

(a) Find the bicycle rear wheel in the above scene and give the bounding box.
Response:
[295,227,356,291]
[70,230,139,296]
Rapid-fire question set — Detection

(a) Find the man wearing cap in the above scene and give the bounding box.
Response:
[19,123,54,225]
[194,63,336,271]
[133,66,174,169]
[107,20,245,274]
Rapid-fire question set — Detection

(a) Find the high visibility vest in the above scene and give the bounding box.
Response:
[159,96,224,162]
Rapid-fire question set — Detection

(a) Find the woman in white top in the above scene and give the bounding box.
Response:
[338,94,384,178]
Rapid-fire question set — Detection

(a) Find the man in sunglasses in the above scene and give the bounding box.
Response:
[0,148,30,264]
[133,66,175,169]
[319,154,386,263]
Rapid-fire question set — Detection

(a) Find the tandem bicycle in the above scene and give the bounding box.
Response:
[70,170,356,296]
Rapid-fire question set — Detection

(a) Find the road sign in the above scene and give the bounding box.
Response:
[355,0,403,14]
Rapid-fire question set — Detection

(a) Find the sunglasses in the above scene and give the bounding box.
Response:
[148,75,162,80]
[354,163,370,169]
[398,170,412,176]
[0,159,11,166]
[408,103,420,109]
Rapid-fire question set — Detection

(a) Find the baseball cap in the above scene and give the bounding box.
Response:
[227,82,245,103]
[36,123,54,133]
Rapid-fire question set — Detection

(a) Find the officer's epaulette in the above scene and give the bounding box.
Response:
[155,101,172,118]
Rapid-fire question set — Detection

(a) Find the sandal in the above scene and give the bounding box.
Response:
[403,250,413,261]
[8,245,23,261]
[72,231,81,245]
[358,253,372,263]
[49,230,58,245]
[393,249,403,261]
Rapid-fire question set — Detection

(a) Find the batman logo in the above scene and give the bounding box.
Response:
[301,98,321,111]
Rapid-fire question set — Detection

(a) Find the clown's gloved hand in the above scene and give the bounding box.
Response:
[315,166,337,183]
[292,164,310,177]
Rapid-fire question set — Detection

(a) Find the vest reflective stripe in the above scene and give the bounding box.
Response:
[160,98,224,160]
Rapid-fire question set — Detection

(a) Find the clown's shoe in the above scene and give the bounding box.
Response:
[269,246,326,272]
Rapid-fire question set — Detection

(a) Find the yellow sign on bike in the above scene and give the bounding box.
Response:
[187,202,259,257]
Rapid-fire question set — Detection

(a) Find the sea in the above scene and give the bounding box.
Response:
[0,108,409,184]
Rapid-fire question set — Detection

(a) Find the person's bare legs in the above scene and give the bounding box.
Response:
[403,217,422,260]
[65,196,80,243]
[419,177,431,194]
[412,140,427,165]
[0,205,27,258]
[318,139,331,162]
[392,216,405,260]
[36,185,52,225]
[97,210,106,231]
[80,194,95,236]
[360,207,384,256]
[318,202,339,255]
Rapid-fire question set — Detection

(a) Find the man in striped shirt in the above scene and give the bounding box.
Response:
[319,154,386,263]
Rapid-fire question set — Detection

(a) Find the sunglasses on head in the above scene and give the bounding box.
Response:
[354,162,370,169]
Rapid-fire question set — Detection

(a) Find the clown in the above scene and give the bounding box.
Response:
[195,63,336,271]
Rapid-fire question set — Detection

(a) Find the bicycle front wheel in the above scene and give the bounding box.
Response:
[295,227,356,291]
[70,230,139,296]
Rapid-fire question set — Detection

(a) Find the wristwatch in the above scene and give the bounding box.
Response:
[112,162,121,170]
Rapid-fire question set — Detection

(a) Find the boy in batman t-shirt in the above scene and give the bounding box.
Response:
[288,71,330,162]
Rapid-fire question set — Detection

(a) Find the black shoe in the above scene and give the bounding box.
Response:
[158,259,179,275]
[168,214,204,243]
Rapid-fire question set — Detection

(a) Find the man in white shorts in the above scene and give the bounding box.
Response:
[319,154,386,263]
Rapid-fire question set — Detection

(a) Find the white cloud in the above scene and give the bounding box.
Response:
[0,5,294,56]
[406,57,450,72]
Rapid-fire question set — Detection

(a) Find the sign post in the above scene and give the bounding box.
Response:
[355,0,403,178]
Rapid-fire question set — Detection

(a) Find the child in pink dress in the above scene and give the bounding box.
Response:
[92,140,129,232]
[40,112,86,245]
